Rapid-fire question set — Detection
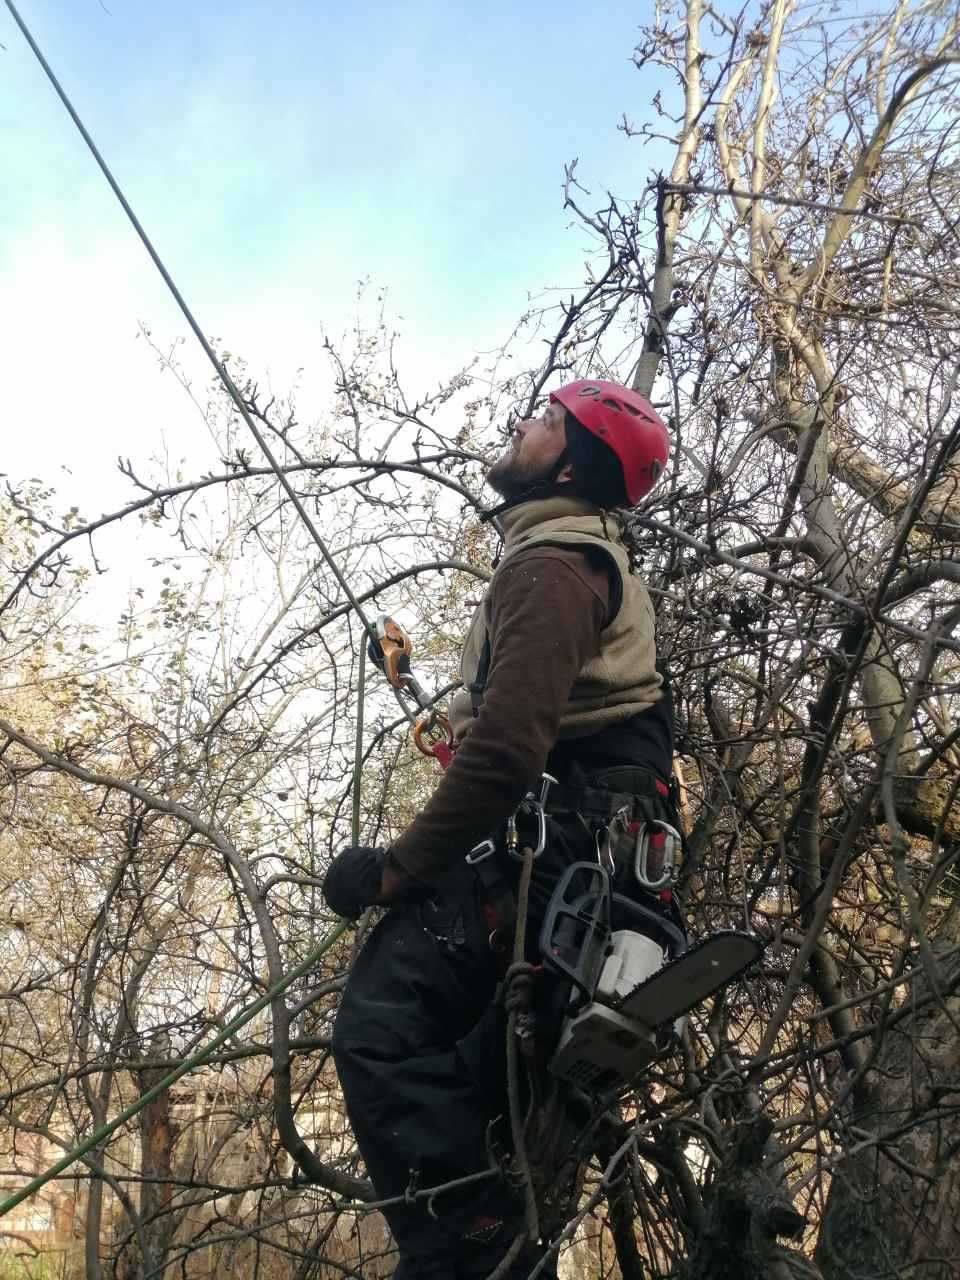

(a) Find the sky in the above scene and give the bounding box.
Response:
[1,0,672,569]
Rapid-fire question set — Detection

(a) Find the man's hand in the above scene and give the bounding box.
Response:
[379,851,412,903]
[322,846,424,920]
[322,846,387,920]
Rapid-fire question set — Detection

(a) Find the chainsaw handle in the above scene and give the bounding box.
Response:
[539,862,612,1010]
[610,894,686,958]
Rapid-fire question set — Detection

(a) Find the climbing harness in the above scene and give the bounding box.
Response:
[459,753,765,1096]
[461,763,765,1096]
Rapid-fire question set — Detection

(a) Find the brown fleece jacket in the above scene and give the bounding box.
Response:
[389,546,609,883]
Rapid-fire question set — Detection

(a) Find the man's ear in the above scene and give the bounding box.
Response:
[555,461,575,485]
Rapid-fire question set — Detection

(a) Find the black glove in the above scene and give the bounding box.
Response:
[322,845,386,920]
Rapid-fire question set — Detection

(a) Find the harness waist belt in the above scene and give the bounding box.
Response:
[546,767,671,821]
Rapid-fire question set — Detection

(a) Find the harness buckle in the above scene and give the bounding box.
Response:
[466,838,497,866]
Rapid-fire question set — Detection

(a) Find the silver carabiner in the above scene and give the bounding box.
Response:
[634,820,682,891]
[509,799,547,860]
[508,772,556,861]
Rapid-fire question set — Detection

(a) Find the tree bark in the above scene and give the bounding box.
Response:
[680,1113,814,1280]
[124,1038,175,1280]
[817,927,960,1279]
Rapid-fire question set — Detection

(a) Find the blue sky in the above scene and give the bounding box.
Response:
[2,0,672,505]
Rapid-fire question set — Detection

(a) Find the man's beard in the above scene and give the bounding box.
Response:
[486,449,554,499]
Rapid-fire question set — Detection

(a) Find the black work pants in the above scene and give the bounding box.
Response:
[330,807,603,1280]
[331,859,529,1278]
[331,781,677,1278]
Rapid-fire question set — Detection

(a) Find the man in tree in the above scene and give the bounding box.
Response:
[325,380,677,1279]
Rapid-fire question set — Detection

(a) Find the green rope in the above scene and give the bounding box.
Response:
[352,638,366,846]
[2,0,383,658]
[0,920,349,1219]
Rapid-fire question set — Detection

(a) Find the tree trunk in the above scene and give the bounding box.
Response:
[817,927,960,1278]
[85,1159,104,1280]
[126,1042,176,1280]
[681,1113,815,1280]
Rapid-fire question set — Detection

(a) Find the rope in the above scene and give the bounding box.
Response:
[0,5,425,1204]
[0,920,350,1219]
[503,845,540,1248]
[3,0,384,660]
[3,0,460,1227]
[351,638,367,844]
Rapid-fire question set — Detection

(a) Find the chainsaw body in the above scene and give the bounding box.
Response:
[540,862,762,1093]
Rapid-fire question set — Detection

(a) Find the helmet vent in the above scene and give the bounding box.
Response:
[602,397,623,411]
[577,385,600,397]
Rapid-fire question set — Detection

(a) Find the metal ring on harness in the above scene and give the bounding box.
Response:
[413,713,454,758]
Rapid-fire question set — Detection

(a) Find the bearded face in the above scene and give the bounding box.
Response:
[486,401,571,498]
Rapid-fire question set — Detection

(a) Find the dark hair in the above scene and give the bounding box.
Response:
[562,410,629,509]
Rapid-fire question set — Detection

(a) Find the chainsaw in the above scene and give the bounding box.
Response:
[539,861,763,1093]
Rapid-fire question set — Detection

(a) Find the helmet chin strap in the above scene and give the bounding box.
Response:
[480,450,571,524]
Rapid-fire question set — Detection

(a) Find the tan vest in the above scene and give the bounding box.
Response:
[448,496,663,741]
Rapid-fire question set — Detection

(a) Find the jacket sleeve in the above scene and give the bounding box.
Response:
[389,548,609,883]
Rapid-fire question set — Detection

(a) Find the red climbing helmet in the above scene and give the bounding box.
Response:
[550,379,669,504]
